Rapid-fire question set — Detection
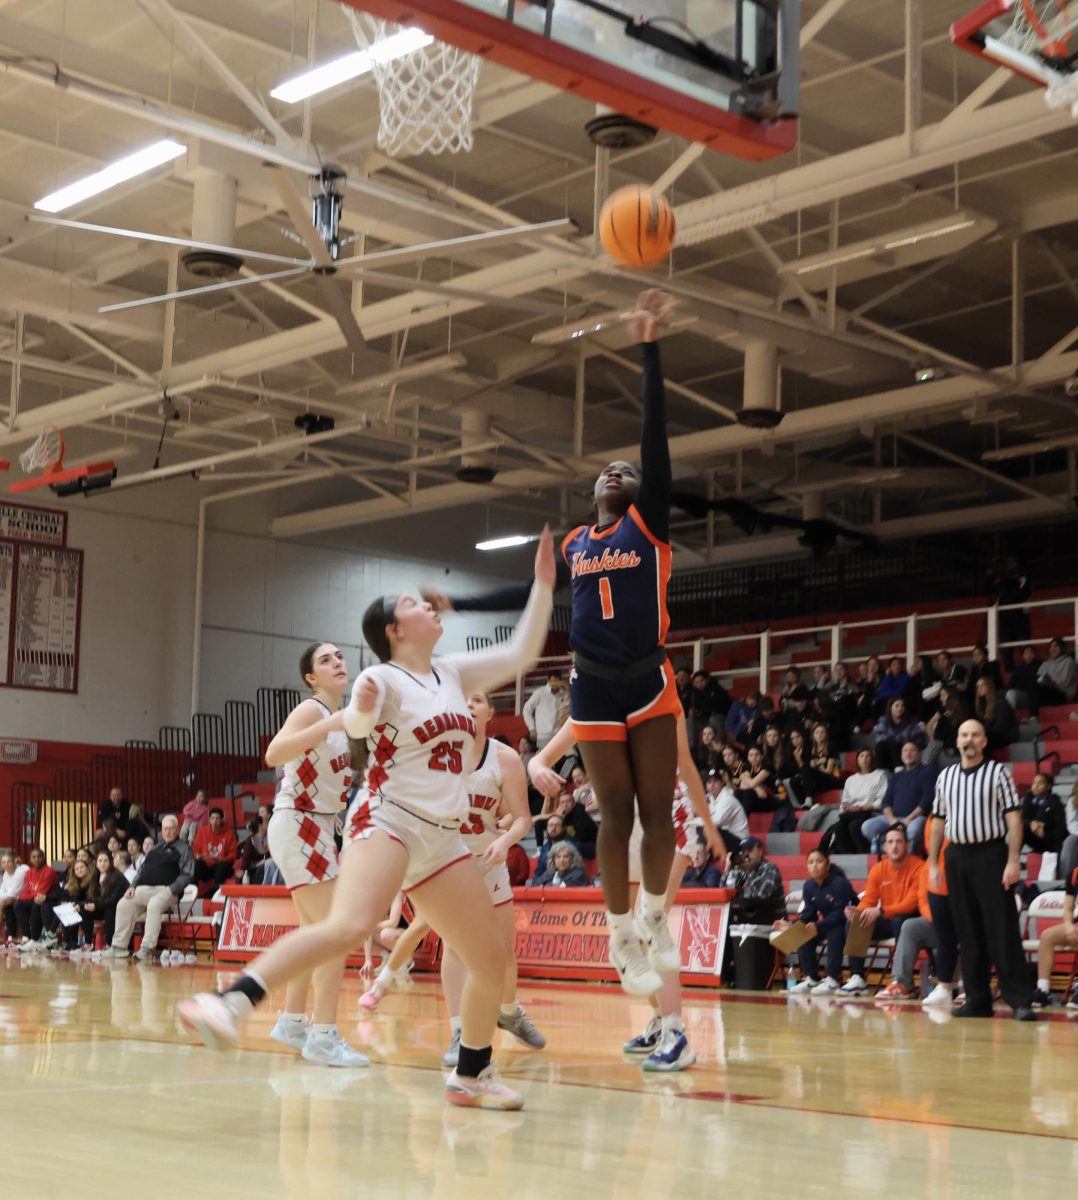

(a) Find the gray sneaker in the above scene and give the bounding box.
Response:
[100,946,131,959]
[497,1004,546,1050]
[442,1029,461,1068]
[133,944,156,962]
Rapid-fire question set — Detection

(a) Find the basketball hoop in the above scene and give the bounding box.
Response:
[1000,0,1078,112]
[18,426,64,475]
[343,8,482,156]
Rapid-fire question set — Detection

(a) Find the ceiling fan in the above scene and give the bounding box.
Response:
[31,164,575,361]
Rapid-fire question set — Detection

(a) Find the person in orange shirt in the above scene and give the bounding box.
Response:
[876,815,959,1005]
[838,824,925,995]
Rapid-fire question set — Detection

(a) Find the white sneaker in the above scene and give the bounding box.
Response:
[922,983,954,1009]
[269,1013,310,1051]
[609,933,663,998]
[641,1028,696,1073]
[839,974,869,996]
[301,1027,370,1068]
[100,946,130,959]
[789,977,816,994]
[133,944,155,962]
[811,977,841,995]
[445,1064,524,1111]
[634,910,681,975]
[442,1029,461,1068]
[177,992,241,1051]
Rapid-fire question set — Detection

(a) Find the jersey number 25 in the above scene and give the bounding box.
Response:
[428,740,464,774]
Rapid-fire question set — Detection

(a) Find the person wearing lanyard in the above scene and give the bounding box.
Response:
[927,718,1035,1021]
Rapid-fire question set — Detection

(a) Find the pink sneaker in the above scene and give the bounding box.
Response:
[445,1065,524,1111]
[176,993,241,1051]
[358,980,388,1011]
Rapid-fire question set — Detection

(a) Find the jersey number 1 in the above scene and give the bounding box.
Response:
[598,576,614,621]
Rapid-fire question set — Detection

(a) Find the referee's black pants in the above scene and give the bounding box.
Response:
[944,840,1031,1011]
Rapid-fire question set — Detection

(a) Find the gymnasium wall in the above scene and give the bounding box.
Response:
[1,494,514,748]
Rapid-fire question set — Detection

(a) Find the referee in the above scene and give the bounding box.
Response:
[927,718,1035,1021]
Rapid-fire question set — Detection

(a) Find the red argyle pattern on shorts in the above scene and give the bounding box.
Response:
[294,750,319,811]
[297,816,322,849]
[293,813,336,884]
[366,723,399,794]
[305,847,331,881]
[348,799,371,840]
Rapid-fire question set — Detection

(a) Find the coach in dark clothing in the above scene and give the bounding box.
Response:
[928,719,1034,1021]
[97,788,151,845]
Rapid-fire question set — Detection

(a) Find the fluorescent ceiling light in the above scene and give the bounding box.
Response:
[270,28,434,103]
[786,215,981,276]
[34,139,186,213]
[476,534,532,551]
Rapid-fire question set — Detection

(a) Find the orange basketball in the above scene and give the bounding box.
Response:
[599,185,676,268]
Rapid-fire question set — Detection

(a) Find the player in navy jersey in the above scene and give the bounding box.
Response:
[424,290,682,997]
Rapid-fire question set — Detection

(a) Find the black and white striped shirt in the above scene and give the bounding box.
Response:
[931,758,1020,844]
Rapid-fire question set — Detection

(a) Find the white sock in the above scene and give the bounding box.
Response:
[500,1002,518,1018]
[660,1013,684,1036]
[638,889,667,922]
[608,911,636,942]
[1037,978,1050,993]
[450,1016,462,1034]
[375,965,394,986]
[312,1023,336,1035]
[283,1011,306,1024]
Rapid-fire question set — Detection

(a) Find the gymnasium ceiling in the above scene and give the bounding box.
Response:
[0,0,1076,573]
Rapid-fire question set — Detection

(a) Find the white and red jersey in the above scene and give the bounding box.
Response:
[350,659,477,829]
[672,777,695,855]
[459,739,504,854]
[275,699,352,815]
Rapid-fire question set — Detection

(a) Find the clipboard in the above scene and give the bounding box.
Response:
[52,901,82,928]
[843,917,875,957]
[769,923,814,954]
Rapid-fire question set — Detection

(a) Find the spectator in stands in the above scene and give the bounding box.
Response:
[974,675,1019,750]
[103,814,194,961]
[705,770,749,853]
[0,853,28,944]
[686,670,730,742]
[862,740,934,855]
[830,748,889,853]
[810,664,833,697]
[854,655,883,727]
[873,697,926,772]
[534,841,590,888]
[781,687,812,740]
[115,849,135,885]
[786,728,808,805]
[681,840,723,887]
[779,667,804,711]
[988,558,1031,672]
[193,807,239,892]
[761,725,794,790]
[717,744,746,790]
[783,849,857,994]
[925,682,969,763]
[725,690,760,746]
[744,695,778,748]
[1021,773,1067,856]
[904,655,938,721]
[96,788,151,846]
[965,644,1003,701]
[829,661,858,732]
[1063,787,1078,893]
[530,813,568,880]
[722,837,785,923]
[875,657,910,715]
[522,672,570,750]
[1005,644,1042,714]
[876,816,957,1003]
[127,837,145,874]
[839,824,925,995]
[922,651,966,711]
[180,789,209,844]
[692,723,725,776]
[675,665,693,714]
[1037,637,1078,707]
[50,858,94,951]
[733,745,779,816]
[13,849,57,948]
[797,724,842,805]
[554,792,598,860]
[238,806,271,884]
[1031,862,1077,1008]
[506,842,531,888]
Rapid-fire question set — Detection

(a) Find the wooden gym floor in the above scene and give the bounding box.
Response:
[1,955,1074,1199]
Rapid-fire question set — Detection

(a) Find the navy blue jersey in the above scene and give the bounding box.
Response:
[561,504,671,667]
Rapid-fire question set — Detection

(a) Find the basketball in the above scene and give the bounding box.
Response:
[598,185,676,268]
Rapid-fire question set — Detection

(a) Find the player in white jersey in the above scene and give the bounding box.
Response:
[262,642,367,1068]
[177,530,554,1112]
[359,690,545,1066]
[529,711,722,1070]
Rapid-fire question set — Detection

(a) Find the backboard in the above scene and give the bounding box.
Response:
[341,0,799,161]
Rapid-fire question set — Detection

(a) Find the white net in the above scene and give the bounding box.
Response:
[343,9,482,156]
[999,0,1077,58]
[18,426,62,473]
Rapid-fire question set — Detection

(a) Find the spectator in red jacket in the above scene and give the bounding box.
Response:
[13,848,58,947]
[192,808,238,891]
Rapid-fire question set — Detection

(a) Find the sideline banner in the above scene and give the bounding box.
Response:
[215,885,734,986]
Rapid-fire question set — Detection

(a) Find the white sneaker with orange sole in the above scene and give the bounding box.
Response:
[444,1065,524,1111]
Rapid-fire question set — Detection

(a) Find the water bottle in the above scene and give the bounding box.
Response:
[786,968,796,992]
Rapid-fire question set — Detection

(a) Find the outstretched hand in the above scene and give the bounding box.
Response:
[419,587,454,613]
[534,524,555,589]
[626,288,673,343]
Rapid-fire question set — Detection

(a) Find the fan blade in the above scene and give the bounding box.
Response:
[348,268,565,316]
[97,266,309,313]
[30,215,308,267]
[266,164,335,269]
[314,275,366,359]
[333,219,576,275]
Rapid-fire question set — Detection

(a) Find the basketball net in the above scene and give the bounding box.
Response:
[1002,0,1078,115]
[18,426,64,475]
[343,8,482,156]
